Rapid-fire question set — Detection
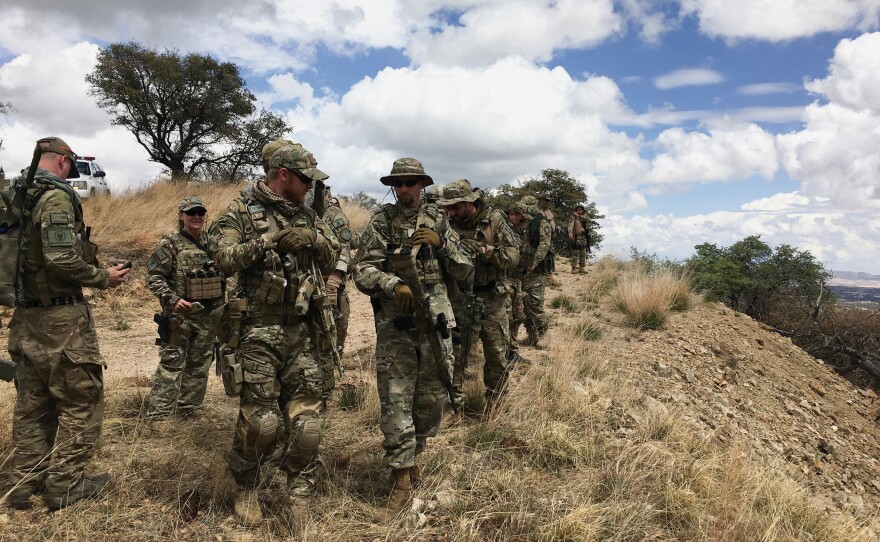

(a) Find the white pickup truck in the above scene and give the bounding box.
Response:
[72,157,111,198]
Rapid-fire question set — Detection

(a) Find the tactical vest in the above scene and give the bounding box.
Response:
[381,202,444,286]
[162,232,223,301]
[232,193,318,318]
[15,177,98,306]
[453,206,502,289]
[527,214,553,274]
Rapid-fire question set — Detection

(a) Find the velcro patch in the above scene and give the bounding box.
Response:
[47,227,74,248]
[146,255,159,272]
[154,246,172,264]
[50,212,70,225]
[340,228,352,242]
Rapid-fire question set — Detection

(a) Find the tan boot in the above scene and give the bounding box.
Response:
[410,465,422,489]
[233,487,263,527]
[373,468,412,523]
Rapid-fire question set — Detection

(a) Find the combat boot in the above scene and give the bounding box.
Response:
[44,473,111,511]
[232,486,263,527]
[506,349,532,365]
[7,487,34,510]
[410,465,422,489]
[522,330,539,347]
[373,468,412,523]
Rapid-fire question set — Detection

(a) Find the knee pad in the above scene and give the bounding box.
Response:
[237,408,281,457]
[290,414,321,460]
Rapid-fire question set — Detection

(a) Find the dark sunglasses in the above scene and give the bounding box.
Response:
[281,167,314,184]
[184,208,206,217]
[389,179,421,188]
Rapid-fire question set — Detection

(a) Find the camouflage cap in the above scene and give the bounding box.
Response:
[261,139,299,165]
[425,184,442,202]
[379,157,433,186]
[520,195,538,207]
[438,178,480,206]
[178,196,206,212]
[37,136,79,179]
[509,201,530,216]
[268,144,329,182]
[537,193,551,201]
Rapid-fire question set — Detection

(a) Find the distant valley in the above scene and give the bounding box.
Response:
[828,270,880,306]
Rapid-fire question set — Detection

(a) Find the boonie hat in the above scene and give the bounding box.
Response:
[179,197,207,212]
[37,136,79,179]
[438,179,480,206]
[380,157,433,186]
[268,145,329,182]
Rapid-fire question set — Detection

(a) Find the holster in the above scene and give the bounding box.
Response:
[218,346,243,397]
[0,359,17,382]
[153,313,170,345]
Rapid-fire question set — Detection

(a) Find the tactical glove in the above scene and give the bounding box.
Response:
[410,227,443,248]
[394,283,415,314]
[276,227,318,254]
[326,273,343,305]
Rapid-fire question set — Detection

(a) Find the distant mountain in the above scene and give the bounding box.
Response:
[828,271,880,288]
[832,271,880,282]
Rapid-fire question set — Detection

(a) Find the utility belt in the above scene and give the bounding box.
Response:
[242,313,305,327]
[17,293,85,308]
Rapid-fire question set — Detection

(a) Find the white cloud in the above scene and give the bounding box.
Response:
[680,0,880,41]
[406,0,623,67]
[740,191,811,211]
[805,32,880,114]
[737,82,801,95]
[654,68,725,89]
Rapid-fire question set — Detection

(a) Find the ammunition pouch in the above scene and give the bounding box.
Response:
[0,358,17,382]
[185,271,223,300]
[219,346,243,397]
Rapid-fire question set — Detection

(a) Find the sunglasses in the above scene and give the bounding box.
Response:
[281,167,314,184]
[389,179,421,188]
[184,208,206,217]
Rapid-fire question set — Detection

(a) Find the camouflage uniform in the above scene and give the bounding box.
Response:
[568,207,589,273]
[439,180,519,402]
[209,148,340,497]
[321,199,353,354]
[506,218,527,346]
[352,161,471,470]
[145,199,223,418]
[517,198,552,342]
[7,164,110,500]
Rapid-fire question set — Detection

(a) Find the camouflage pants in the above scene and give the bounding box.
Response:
[7,303,104,497]
[226,320,334,493]
[570,240,588,270]
[508,277,525,334]
[336,284,350,354]
[375,309,451,470]
[147,310,216,417]
[521,271,548,336]
[475,291,512,398]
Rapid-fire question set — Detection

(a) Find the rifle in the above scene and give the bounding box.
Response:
[457,287,483,375]
[309,257,343,375]
[0,359,17,382]
[386,244,458,413]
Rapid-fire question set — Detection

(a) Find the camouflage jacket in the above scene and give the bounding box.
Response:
[146,229,223,309]
[19,168,108,303]
[449,202,519,290]
[208,185,339,317]
[352,202,472,327]
[517,213,552,272]
[322,203,352,276]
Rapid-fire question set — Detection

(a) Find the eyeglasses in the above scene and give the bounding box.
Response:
[389,179,421,188]
[184,208,206,217]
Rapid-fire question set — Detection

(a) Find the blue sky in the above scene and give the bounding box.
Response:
[0,1,879,273]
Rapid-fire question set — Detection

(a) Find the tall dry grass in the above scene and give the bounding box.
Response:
[610,265,693,329]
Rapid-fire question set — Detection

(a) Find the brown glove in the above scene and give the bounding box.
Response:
[410,227,443,248]
[275,227,317,254]
[326,272,343,305]
[394,283,415,314]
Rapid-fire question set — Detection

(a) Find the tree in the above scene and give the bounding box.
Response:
[196,109,291,183]
[87,42,289,180]
[485,168,604,254]
[341,192,382,213]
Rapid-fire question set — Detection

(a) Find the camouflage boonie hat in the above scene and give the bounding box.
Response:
[379,157,433,186]
[37,136,79,179]
[438,179,480,206]
[178,197,206,212]
[575,203,585,211]
[261,139,299,165]
[425,184,442,202]
[537,193,551,201]
[510,202,530,215]
[268,145,329,182]
[520,195,540,214]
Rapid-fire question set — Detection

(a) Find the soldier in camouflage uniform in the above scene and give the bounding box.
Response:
[538,194,559,284]
[144,197,224,419]
[352,158,471,522]
[438,180,519,411]
[319,188,353,354]
[568,204,589,273]
[7,137,130,510]
[208,144,340,527]
[508,197,552,347]
[504,207,529,364]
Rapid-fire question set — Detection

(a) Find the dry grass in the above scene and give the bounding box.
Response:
[610,266,693,329]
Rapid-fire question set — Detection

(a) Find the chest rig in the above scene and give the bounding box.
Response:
[384,203,444,286]
[167,233,223,301]
[237,198,316,316]
[457,207,499,289]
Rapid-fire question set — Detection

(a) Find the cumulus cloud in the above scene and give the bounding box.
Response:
[654,68,725,89]
[805,32,880,114]
[680,0,880,41]
[737,82,801,95]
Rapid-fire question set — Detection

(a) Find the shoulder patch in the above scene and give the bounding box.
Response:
[359,229,371,246]
[339,228,352,242]
[50,212,70,225]
[154,246,172,265]
[46,227,74,248]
